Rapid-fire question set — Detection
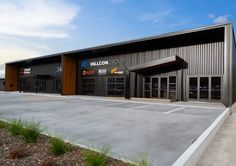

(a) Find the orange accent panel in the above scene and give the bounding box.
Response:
[5,64,19,91]
[61,55,77,95]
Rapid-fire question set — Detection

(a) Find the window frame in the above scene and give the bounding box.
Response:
[187,75,222,101]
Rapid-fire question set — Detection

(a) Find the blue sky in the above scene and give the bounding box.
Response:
[0,0,235,68]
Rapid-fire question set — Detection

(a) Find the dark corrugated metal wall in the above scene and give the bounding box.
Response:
[123,41,224,100]
[31,63,61,77]
[78,41,224,101]
[20,63,61,93]
[124,42,224,75]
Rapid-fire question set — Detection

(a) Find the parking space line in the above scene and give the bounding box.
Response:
[79,97,225,110]
[165,107,186,114]
[125,104,151,110]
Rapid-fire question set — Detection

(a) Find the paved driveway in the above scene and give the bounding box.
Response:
[0,92,226,166]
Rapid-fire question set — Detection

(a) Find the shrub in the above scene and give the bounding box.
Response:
[8,119,25,136]
[6,147,28,159]
[22,121,42,143]
[50,137,71,156]
[84,146,111,166]
[41,157,57,166]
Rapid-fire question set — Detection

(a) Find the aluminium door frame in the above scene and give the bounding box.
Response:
[143,76,172,99]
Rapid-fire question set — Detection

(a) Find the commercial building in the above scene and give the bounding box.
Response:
[5,23,236,106]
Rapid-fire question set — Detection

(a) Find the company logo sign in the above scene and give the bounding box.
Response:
[20,68,31,75]
[90,61,109,67]
[81,59,90,68]
[111,68,124,75]
[56,66,62,73]
[98,69,107,75]
[81,58,125,68]
[81,70,96,76]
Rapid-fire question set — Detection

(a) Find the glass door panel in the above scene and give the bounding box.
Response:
[189,77,198,99]
[144,77,151,98]
[211,77,221,100]
[200,77,209,99]
[152,78,159,97]
[169,76,176,100]
[160,78,167,98]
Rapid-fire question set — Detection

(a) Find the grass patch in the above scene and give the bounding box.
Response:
[8,119,41,143]
[22,121,42,143]
[8,119,25,136]
[50,137,71,156]
[132,155,151,166]
[84,146,111,166]
[0,120,7,129]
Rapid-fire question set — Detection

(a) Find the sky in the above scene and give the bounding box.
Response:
[0,0,235,73]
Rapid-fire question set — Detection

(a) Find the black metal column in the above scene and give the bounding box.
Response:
[125,70,131,99]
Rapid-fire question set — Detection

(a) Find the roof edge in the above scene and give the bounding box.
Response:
[6,22,232,65]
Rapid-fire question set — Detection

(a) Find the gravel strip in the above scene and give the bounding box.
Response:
[0,128,129,166]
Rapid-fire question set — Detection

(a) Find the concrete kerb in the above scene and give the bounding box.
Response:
[172,107,231,166]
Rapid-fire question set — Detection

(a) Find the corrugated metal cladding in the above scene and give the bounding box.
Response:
[87,41,224,75]
[124,41,224,75]
[78,41,224,100]
[117,41,224,100]
[19,63,61,93]
[30,63,61,77]
[0,79,5,91]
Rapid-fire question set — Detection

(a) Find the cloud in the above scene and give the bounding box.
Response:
[0,45,41,77]
[0,46,40,65]
[139,10,172,23]
[208,14,215,19]
[213,15,229,24]
[208,14,229,24]
[0,0,80,38]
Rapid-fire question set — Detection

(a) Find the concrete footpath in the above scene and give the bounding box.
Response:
[197,103,236,166]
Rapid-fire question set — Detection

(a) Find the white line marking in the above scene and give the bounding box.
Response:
[78,97,225,109]
[125,104,151,110]
[8,92,66,98]
[165,107,186,114]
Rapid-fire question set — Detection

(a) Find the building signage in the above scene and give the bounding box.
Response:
[90,61,109,67]
[81,59,90,68]
[111,68,124,75]
[20,68,31,75]
[56,66,62,73]
[81,58,126,68]
[81,69,96,76]
[98,69,107,75]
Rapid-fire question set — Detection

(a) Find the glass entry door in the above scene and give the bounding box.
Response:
[152,78,159,97]
[200,77,209,99]
[160,78,168,98]
[144,76,176,99]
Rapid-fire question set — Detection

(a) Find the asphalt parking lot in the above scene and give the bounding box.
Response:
[0,92,226,166]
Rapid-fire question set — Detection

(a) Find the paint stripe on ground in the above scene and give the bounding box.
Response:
[165,107,186,114]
